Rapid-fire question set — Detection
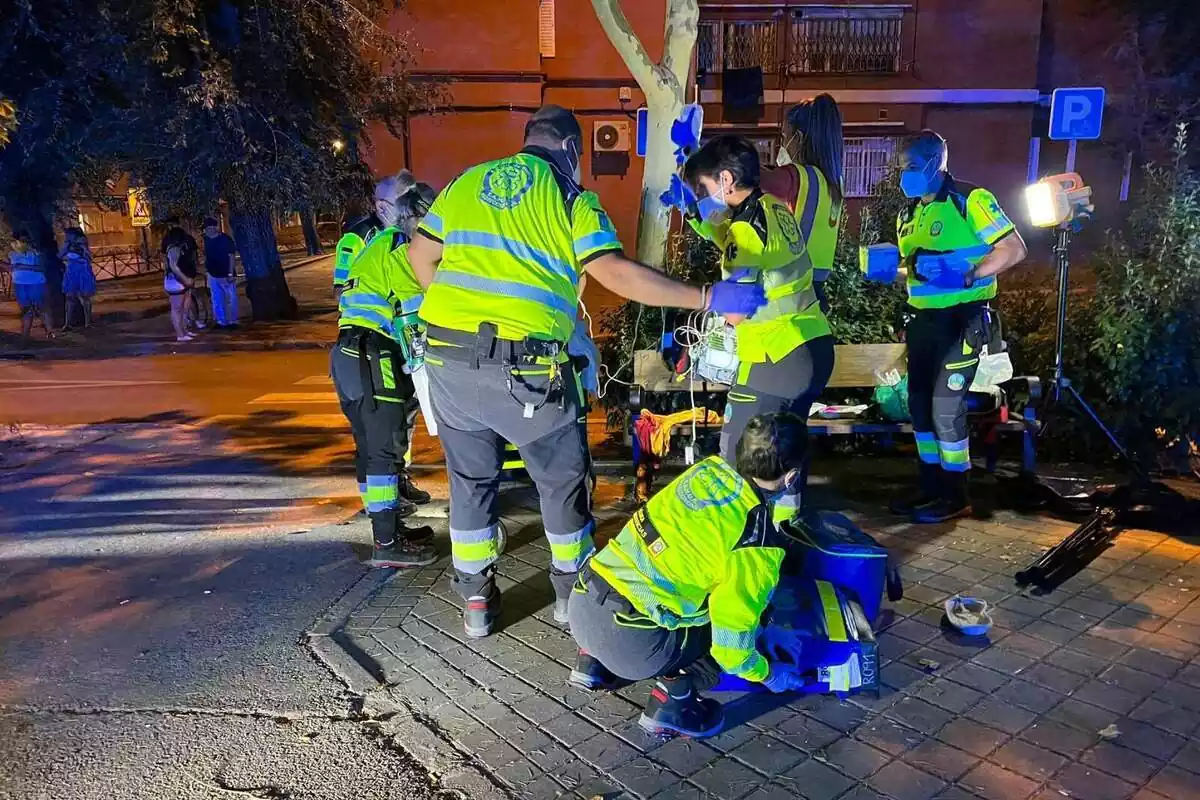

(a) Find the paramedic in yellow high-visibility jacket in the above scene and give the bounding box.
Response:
[684,135,835,526]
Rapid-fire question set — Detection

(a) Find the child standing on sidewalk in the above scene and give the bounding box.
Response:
[59,227,96,330]
[8,230,54,347]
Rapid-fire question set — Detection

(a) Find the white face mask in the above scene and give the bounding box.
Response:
[776,132,800,167]
[565,139,582,183]
[376,198,400,228]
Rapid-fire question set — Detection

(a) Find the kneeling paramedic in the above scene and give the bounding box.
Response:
[568,412,811,738]
[333,174,439,567]
[406,104,767,639]
[892,131,1026,523]
[678,135,835,524]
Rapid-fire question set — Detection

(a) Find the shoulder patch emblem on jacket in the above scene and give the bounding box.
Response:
[676,463,744,511]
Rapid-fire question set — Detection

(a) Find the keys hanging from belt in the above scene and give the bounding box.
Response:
[505,358,564,418]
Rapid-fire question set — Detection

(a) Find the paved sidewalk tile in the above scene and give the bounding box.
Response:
[328,482,1200,799]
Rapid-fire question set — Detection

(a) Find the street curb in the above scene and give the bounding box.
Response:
[306,567,511,800]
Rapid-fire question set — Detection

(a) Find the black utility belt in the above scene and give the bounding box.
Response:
[337,326,398,350]
[425,323,566,367]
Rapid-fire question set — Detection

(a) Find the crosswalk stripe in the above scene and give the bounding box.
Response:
[247,392,337,405]
[294,375,334,386]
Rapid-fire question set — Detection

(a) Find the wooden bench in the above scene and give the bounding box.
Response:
[628,344,1041,489]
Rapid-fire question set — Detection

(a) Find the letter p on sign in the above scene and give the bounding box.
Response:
[1049,87,1106,141]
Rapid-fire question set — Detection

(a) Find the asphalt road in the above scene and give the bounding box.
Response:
[0,336,444,797]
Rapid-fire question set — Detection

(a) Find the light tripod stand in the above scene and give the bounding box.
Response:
[1015,223,1191,589]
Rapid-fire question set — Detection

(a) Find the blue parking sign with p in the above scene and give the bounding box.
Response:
[1049,87,1106,141]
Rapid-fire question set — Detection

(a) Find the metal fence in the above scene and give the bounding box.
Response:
[91,246,161,281]
[698,11,903,75]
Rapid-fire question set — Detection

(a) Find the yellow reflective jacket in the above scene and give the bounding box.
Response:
[337,227,424,342]
[897,176,1015,310]
[690,189,832,373]
[589,456,784,682]
[417,147,622,344]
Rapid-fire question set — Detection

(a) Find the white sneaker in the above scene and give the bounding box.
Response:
[193,321,208,330]
[176,334,195,342]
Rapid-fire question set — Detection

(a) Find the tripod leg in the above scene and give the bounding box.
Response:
[1065,383,1136,466]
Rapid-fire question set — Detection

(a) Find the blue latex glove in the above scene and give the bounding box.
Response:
[761,662,807,694]
[707,269,767,316]
[659,174,697,213]
[568,322,599,395]
[915,252,974,288]
[759,625,806,665]
[670,104,703,164]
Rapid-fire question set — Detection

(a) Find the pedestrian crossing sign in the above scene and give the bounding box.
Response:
[128,188,152,227]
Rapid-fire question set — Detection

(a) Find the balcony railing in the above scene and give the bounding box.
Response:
[698,9,904,76]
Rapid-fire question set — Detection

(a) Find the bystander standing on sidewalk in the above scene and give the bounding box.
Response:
[59,227,97,331]
[162,222,200,342]
[202,217,239,329]
[8,230,54,347]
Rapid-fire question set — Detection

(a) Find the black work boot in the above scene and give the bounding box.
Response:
[399,472,432,505]
[366,538,437,568]
[889,462,943,516]
[569,650,629,691]
[638,674,724,738]
[394,496,419,519]
[399,520,435,544]
[913,470,972,524]
[463,588,502,639]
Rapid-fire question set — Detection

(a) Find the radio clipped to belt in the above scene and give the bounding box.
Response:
[395,296,426,373]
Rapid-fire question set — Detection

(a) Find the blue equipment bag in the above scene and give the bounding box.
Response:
[712,578,879,697]
[786,510,901,625]
[711,511,901,697]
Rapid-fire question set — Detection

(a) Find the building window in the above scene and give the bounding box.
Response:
[697,19,779,74]
[789,6,903,75]
[748,136,778,165]
[843,137,898,198]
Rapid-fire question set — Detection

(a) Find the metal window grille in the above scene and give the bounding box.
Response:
[789,8,903,75]
[843,137,897,198]
[748,137,778,165]
[697,20,779,73]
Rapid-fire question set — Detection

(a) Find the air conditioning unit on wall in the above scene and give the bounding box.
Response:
[593,120,632,153]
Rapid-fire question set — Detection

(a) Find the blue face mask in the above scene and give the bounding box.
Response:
[900,158,942,199]
[696,189,728,223]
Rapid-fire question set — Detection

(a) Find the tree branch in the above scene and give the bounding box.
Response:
[589,0,658,93]
[661,0,698,90]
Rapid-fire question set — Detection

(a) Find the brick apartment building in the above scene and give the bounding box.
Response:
[372,0,1129,310]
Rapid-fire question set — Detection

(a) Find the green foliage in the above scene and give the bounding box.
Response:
[0,1,438,233]
[103,0,441,219]
[822,168,909,343]
[1084,125,1200,459]
[1000,125,1200,464]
